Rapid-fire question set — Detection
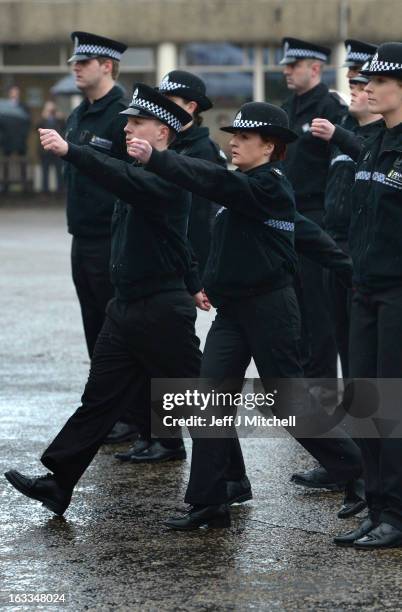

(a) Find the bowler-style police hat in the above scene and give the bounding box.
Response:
[343,39,377,68]
[360,42,402,79]
[158,70,212,111]
[280,38,331,65]
[68,31,127,63]
[120,83,192,133]
[220,102,298,144]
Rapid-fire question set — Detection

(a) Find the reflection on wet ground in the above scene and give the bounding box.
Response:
[1,204,402,610]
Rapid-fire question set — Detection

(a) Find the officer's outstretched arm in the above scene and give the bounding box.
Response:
[143,148,294,223]
[63,143,180,203]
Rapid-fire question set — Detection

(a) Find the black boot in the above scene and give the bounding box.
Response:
[333,518,376,546]
[337,478,366,519]
[291,466,345,491]
[165,505,231,531]
[103,421,139,444]
[227,476,252,505]
[114,437,151,461]
[127,440,186,463]
[354,523,402,549]
[4,470,72,516]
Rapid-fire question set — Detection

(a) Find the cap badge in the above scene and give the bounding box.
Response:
[132,88,139,101]
[284,41,289,55]
[162,74,170,84]
[235,111,242,122]
[346,44,352,55]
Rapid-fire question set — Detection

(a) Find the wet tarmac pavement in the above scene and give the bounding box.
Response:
[1,202,402,611]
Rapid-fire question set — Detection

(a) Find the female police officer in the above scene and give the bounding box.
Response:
[330,42,402,549]
[129,102,360,530]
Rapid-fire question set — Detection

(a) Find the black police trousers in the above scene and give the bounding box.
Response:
[185,286,361,505]
[296,209,338,379]
[41,291,201,489]
[349,286,402,530]
[326,240,352,378]
[71,236,114,359]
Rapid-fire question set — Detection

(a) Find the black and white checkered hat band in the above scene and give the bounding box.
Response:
[159,80,190,92]
[346,51,372,63]
[233,118,270,128]
[131,96,182,132]
[285,47,327,61]
[74,44,123,60]
[367,59,402,72]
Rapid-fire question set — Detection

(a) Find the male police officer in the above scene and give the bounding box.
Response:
[281,38,347,383]
[65,32,141,445]
[65,31,127,358]
[4,85,203,516]
[313,41,378,379]
[114,71,227,463]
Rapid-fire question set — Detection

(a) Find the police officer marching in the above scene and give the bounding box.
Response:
[280,38,347,383]
[330,42,402,550]
[113,70,227,463]
[4,85,204,517]
[311,40,380,380]
[127,101,364,530]
[279,38,365,498]
[65,31,128,362]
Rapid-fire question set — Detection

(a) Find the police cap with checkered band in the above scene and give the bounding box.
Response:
[360,42,402,78]
[349,61,370,85]
[68,31,127,63]
[343,39,377,68]
[120,83,192,133]
[157,70,212,111]
[220,102,298,143]
[280,37,331,65]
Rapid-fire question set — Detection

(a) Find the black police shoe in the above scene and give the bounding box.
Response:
[291,466,346,491]
[165,504,231,530]
[103,421,139,444]
[4,470,72,516]
[128,440,186,463]
[337,478,367,519]
[114,437,151,461]
[227,476,253,505]
[333,518,376,546]
[354,522,402,549]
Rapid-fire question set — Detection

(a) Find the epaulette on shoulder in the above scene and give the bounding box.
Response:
[270,167,284,178]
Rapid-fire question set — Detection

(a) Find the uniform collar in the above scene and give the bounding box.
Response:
[82,85,124,114]
[174,124,210,145]
[242,161,281,176]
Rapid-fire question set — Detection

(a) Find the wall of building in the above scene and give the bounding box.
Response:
[0,0,401,45]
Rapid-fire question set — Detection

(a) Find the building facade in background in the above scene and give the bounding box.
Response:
[0,0,400,176]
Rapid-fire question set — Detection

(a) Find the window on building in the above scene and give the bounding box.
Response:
[3,44,60,66]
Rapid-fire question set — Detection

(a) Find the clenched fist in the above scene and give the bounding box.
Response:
[126,138,152,164]
[310,118,335,141]
[38,128,69,157]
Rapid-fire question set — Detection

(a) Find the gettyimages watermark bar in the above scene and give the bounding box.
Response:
[150,378,402,439]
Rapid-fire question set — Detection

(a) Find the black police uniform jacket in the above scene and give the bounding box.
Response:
[169,124,226,274]
[347,122,402,291]
[282,83,347,213]
[63,144,201,301]
[324,116,383,243]
[146,149,298,307]
[64,85,128,238]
